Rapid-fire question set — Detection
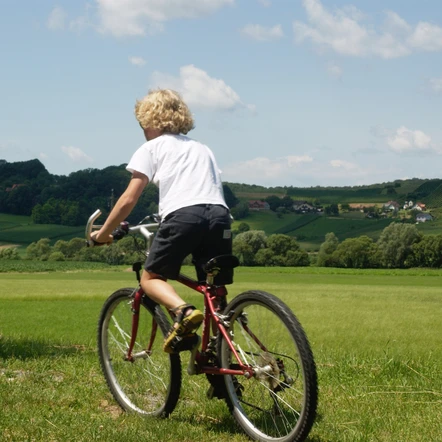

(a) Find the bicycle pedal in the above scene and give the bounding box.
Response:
[206,384,227,400]
[206,385,218,400]
[169,334,199,353]
[206,375,243,400]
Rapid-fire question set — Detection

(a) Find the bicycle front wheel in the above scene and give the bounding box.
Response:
[98,288,181,417]
[218,290,317,442]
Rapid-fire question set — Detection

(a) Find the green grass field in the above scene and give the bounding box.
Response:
[1,266,441,441]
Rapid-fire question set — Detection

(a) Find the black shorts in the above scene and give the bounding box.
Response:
[144,204,233,285]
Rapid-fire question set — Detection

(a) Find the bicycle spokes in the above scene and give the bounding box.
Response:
[219,291,317,441]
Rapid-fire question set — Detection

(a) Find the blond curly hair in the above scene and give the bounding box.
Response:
[135,89,194,135]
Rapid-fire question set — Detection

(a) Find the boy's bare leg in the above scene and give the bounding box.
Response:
[141,270,203,353]
[140,270,186,311]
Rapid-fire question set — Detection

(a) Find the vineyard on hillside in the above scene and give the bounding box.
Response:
[423,183,442,208]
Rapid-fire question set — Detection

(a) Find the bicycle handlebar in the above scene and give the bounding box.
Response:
[85,209,159,248]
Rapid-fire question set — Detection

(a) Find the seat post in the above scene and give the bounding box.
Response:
[205,270,218,286]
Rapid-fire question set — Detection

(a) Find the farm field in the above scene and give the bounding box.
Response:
[2,205,442,255]
[233,210,442,250]
[0,266,441,441]
[0,214,83,251]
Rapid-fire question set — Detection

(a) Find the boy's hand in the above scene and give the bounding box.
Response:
[91,231,113,246]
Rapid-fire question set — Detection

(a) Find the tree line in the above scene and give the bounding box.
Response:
[0,159,241,225]
[2,221,441,269]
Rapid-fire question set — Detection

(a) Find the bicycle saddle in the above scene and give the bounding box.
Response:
[203,255,240,274]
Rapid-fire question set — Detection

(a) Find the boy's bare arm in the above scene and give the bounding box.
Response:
[92,171,149,243]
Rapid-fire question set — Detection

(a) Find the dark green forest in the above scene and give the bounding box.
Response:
[0,159,155,224]
[0,159,240,225]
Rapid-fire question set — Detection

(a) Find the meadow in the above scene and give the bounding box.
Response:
[1,266,441,441]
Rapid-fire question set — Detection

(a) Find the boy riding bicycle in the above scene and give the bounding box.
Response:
[91,89,233,353]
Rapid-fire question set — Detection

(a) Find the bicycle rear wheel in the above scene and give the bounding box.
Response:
[98,288,181,417]
[218,290,317,442]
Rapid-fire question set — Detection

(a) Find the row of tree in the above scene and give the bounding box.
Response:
[1,231,310,268]
[2,221,440,269]
[0,159,244,225]
[317,223,441,268]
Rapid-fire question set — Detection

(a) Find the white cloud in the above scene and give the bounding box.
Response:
[150,65,254,111]
[222,155,313,184]
[318,159,387,184]
[326,62,343,79]
[129,56,146,66]
[221,155,392,186]
[258,0,271,6]
[47,4,93,34]
[293,0,442,59]
[286,155,313,167]
[0,140,19,153]
[370,125,390,139]
[96,0,234,37]
[330,159,359,171]
[429,75,442,93]
[69,6,93,33]
[408,22,442,51]
[61,146,93,163]
[47,6,67,31]
[241,24,283,41]
[387,126,433,153]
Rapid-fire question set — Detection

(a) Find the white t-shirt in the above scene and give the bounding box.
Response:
[126,134,228,220]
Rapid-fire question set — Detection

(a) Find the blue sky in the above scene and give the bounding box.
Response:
[1,0,442,187]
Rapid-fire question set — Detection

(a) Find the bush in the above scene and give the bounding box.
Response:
[237,222,250,233]
[253,234,309,267]
[377,223,422,268]
[409,235,442,268]
[233,230,267,266]
[332,236,380,269]
[48,251,65,261]
[285,250,310,267]
[0,247,21,260]
[317,232,339,267]
[26,238,51,261]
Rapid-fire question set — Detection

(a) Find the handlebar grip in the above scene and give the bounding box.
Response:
[111,221,130,241]
[86,238,107,248]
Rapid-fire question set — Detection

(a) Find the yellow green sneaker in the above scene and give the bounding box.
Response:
[163,305,203,354]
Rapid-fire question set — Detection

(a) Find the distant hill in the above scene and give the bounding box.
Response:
[1,159,441,227]
[1,159,441,250]
[0,158,50,183]
[423,182,442,210]
[226,178,439,205]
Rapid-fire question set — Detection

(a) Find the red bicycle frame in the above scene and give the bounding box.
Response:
[125,272,264,379]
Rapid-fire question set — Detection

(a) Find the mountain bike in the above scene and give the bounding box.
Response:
[86,209,318,442]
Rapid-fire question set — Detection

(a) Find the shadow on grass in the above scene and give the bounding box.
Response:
[174,407,328,442]
[0,336,90,360]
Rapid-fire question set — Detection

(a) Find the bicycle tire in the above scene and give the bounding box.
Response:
[97,288,181,417]
[217,290,317,442]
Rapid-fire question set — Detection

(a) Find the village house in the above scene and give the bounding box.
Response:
[412,202,426,211]
[292,201,315,212]
[383,200,400,212]
[248,200,270,211]
[416,213,433,223]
